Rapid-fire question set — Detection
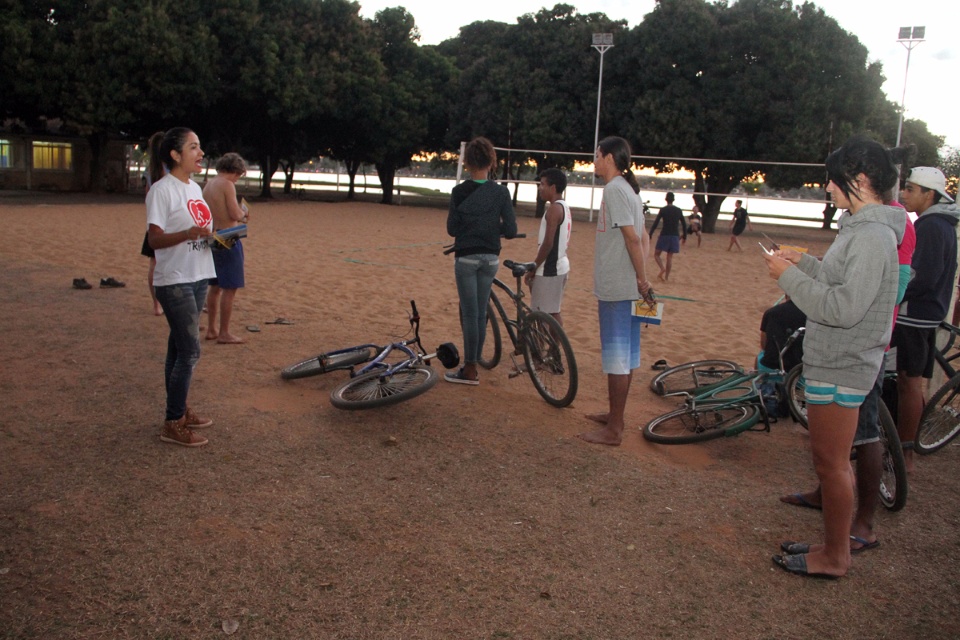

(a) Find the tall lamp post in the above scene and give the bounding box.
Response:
[589,33,613,221]
[895,26,925,147]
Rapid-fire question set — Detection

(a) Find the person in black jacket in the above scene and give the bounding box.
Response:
[893,166,959,471]
[445,137,518,385]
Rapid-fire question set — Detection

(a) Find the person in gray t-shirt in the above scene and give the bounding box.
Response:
[580,136,652,447]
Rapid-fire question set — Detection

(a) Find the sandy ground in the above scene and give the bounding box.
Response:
[1,192,958,638]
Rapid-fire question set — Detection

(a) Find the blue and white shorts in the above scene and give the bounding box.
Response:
[803,377,869,409]
[599,300,641,375]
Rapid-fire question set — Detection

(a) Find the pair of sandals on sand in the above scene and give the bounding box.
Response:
[73,277,125,289]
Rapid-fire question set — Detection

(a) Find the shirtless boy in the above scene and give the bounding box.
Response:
[202,153,249,344]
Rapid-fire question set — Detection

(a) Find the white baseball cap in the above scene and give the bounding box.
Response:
[906,167,955,204]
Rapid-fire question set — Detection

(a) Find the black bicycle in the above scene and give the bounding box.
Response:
[478,260,578,407]
[280,301,460,410]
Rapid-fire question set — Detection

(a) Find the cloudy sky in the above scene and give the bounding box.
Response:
[357,0,959,149]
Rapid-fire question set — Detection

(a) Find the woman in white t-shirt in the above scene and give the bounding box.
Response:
[146,128,216,447]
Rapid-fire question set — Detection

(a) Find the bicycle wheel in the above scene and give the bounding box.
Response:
[330,364,438,410]
[877,400,908,511]
[784,364,808,428]
[478,299,502,370]
[649,360,743,396]
[643,404,761,444]
[915,373,960,454]
[521,311,578,407]
[281,347,374,380]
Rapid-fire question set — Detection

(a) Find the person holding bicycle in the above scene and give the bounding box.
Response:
[764,135,905,578]
[525,168,572,326]
[580,136,652,446]
[445,137,518,385]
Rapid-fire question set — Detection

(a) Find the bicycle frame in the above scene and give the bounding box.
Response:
[487,275,529,354]
[935,321,960,378]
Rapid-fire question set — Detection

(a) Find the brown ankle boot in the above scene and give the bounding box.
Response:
[160,416,208,447]
[184,407,213,429]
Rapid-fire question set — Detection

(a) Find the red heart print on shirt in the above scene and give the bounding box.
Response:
[187,199,212,228]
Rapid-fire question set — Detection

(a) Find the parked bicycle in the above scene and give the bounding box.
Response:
[478,259,578,407]
[914,320,960,454]
[280,301,460,410]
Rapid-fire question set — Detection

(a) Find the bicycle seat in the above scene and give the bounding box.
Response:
[503,260,536,278]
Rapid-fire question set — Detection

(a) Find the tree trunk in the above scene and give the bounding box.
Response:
[345,159,361,200]
[696,169,742,233]
[87,132,108,194]
[821,202,838,230]
[376,161,396,205]
[258,155,278,198]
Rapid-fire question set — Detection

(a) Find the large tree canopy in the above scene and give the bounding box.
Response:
[2,0,948,206]
[607,0,892,230]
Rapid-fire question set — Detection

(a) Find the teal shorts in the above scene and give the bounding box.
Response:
[802,377,869,409]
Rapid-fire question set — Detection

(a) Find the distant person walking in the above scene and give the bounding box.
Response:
[525,168,572,325]
[580,136,652,446]
[203,153,250,345]
[684,204,702,248]
[445,137,518,386]
[146,127,215,447]
[648,191,685,282]
[727,200,751,251]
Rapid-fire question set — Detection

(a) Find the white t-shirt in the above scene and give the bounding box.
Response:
[145,174,216,286]
[535,199,572,277]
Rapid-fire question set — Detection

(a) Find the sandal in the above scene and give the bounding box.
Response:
[651,359,668,371]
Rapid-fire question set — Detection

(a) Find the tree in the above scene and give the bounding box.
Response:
[607,0,891,232]
[365,8,455,205]
[6,0,218,190]
[940,146,959,199]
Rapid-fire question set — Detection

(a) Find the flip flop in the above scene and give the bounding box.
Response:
[772,554,840,580]
[780,535,880,555]
[246,325,261,333]
[779,493,822,511]
[651,359,668,371]
[849,535,880,554]
[265,317,294,325]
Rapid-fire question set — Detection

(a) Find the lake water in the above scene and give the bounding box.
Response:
[245,170,835,229]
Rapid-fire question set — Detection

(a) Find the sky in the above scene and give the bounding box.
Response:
[357,0,959,150]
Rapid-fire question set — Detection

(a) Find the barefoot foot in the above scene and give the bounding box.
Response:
[217,333,246,344]
[585,412,609,425]
[577,425,622,446]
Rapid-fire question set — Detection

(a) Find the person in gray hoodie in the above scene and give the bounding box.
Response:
[893,166,958,471]
[764,135,905,579]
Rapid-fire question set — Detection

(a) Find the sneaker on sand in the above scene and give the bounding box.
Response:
[444,368,479,386]
[73,278,92,290]
[100,277,126,288]
[184,407,213,429]
[160,417,208,447]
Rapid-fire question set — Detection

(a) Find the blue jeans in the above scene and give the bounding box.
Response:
[454,254,499,364]
[155,280,208,421]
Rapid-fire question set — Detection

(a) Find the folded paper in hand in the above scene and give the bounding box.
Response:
[632,300,664,325]
[207,224,247,250]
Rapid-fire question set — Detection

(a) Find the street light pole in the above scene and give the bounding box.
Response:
[589,33,613,222]
[895,26,925,148]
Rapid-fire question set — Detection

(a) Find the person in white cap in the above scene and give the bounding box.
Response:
[894,166,959,471]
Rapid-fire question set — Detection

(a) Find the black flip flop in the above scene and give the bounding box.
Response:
[651,359,668,371]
